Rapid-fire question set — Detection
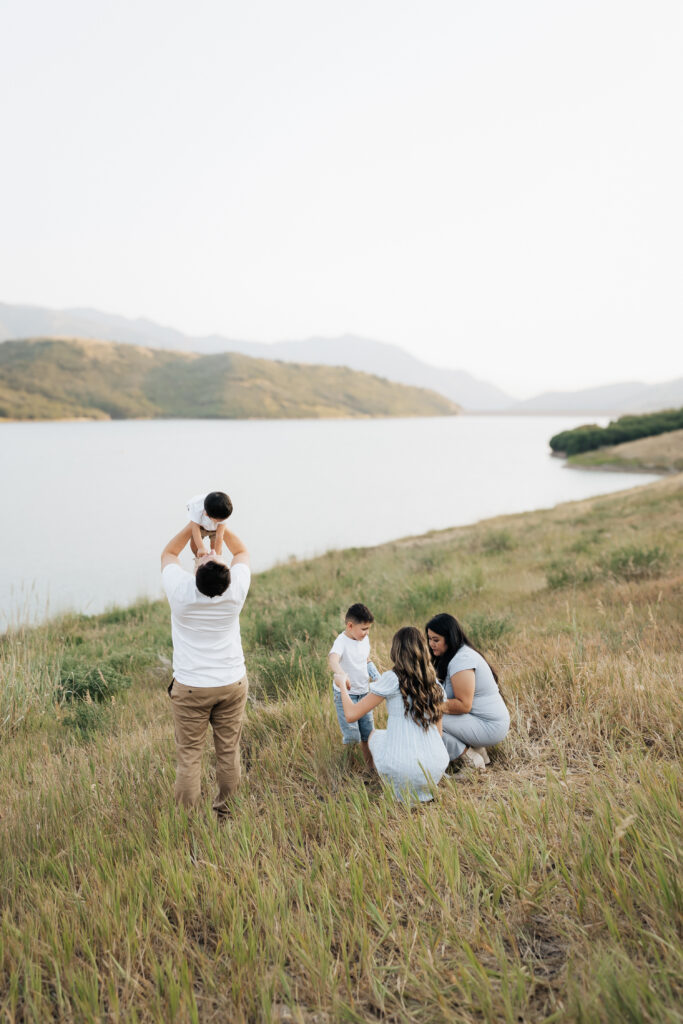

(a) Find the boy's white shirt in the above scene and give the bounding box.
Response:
[330,632,370,695]
[187,493,218,531]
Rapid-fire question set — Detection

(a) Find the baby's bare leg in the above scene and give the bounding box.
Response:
[190,522,208,557]
[213,523,225,555]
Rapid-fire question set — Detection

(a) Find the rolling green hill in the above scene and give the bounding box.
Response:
[0,337,461,421]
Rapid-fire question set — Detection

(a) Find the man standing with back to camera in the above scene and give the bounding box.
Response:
[160,521,251,819]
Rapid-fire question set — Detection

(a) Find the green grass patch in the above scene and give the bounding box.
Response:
[600,544,668,581]
[546,544,668,589]
[480,528,516,554]
[465,611,513,649]
[545,561,596,590]
[1,476,682,1021]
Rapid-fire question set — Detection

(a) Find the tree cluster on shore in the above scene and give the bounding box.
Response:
[550,407,683,456]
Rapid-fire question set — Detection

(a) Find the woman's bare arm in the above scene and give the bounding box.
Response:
[339,682,384,723]
[442,668,475,715]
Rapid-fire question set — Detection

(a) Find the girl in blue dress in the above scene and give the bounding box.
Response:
[338,626,449,803]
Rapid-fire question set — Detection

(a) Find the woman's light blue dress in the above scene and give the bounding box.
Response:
[368,671,449,803]
[440,645,510,760]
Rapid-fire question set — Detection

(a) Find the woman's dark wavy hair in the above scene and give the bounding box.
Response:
[425,612,500,686]
[390,626,444,730]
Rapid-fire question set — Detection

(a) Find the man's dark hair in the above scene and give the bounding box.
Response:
[346,602,374,624]
[204,491,233,520]
[196,561,231,597]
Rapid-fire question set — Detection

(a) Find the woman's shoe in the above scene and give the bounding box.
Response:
[461,747,486,770]
[470,746,490,765]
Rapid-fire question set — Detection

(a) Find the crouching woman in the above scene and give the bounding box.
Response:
[426,612,510,769]
[338,626,449,803]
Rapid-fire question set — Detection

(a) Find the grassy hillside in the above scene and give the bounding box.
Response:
[568,427,683,474]
[1,477,682,1022]
[0,338,460,421]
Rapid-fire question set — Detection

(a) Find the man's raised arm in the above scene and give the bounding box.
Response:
[223,527,250,568]
[161,523,193,570]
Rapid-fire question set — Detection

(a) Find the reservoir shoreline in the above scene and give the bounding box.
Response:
[0,416,662,626]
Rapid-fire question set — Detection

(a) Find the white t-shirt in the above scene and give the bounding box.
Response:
[162,561,250,687]
[186,493,218,531]
[330,631,370,695]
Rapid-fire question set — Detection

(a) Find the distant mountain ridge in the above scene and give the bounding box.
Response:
[0,303,512,410]
[1,301,681,413]
[514,379,683,415]
[212,334,515,411]
[0,337,460,422]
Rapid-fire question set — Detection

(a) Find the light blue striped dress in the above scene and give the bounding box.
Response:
[368,671,449,803]
[440,646,510,760]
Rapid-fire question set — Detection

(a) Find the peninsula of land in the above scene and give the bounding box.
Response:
[567,428,683,474]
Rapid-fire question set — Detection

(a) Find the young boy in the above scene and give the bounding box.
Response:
[329,602,381,768]
[186,491,233,558]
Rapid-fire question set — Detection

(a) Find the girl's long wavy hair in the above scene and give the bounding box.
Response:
[425,612,501,688]
[390,626,444,730]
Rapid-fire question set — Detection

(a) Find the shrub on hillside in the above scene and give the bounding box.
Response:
[546,561,596,589]
[250,601,337,651]
[546,543,667,589]
[248,643,328,698]
[600,545,667,581]
[57,653,130,704]
[404,576,455,619]
[56,653,130,737]
[62,693,116,737]
[549,424,604,455]
[466,612,512,649]
[480,529,516,554]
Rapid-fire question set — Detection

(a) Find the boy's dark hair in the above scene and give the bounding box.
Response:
[346,602,374,624]
[196,561,231,597]
[204,491,233,520]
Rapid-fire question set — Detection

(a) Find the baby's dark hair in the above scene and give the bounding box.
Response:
[196,560,231,597]
[346,602,374,624]
[204,491,233,521]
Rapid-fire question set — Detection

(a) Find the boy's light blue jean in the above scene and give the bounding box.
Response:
[333,690,374,744]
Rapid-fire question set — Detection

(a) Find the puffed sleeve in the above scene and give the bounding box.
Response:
[448,648,478,676]
[370,670,400,697]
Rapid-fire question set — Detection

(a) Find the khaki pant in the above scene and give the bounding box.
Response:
[168,676,248,817]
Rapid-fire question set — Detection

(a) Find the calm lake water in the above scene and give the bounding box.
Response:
[0,417,659,626]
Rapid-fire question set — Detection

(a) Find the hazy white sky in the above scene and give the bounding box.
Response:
[1,0,681,397]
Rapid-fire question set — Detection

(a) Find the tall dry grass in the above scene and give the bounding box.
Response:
[1,475,681,1022]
